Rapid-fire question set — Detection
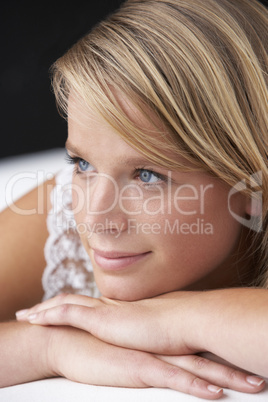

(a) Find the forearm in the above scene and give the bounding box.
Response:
[18,289,268,377]
[0,178,55,321]
[0,321,54,387]
[184,288,268,376]
[14,292,267,397]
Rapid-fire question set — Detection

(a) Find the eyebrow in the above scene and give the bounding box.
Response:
[65,140,84,157]
[65,140,156,167]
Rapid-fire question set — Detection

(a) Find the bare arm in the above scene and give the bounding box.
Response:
[0,179,57,387]
[0,178,55,321]
[185,288,268,377]
[20,289,268,379]
[1,181,264,398]
[2,319,261,400]
[0,321,54,387]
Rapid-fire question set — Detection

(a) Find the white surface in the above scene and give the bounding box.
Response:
[0,150,267,401]
[1,377,268,402]
[0,148,66,212]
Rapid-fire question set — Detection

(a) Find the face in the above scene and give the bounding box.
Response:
[66,95,248,301]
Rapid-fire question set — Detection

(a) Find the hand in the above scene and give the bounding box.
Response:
[16,292,196,354]
[49,325,227,400]
[16,293,266,397]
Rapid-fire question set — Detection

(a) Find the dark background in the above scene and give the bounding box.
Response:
[1,0,267,159]
[0,1,124,159]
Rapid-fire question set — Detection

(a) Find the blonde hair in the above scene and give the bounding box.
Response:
[51,0,268,286]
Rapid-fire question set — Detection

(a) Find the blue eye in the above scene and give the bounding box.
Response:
[139,169,160,184]
[78,159,90,172]
[65,152,94,174]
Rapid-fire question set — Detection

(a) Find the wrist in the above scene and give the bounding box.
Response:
[174,291,209,353]
[0,321,56,387]
[22,322,57,381]
[47,325,81,379]
[37,324,59,379]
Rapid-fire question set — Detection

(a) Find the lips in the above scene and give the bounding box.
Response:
[92,248,151,271]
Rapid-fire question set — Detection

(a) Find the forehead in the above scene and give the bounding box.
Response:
[67,93,156,163]
[67,90,175,158]
[67,89,198,171]
[67,89,167,135]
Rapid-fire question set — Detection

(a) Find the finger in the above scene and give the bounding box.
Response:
[18,304,266,398]
[65,333,223,400]
[16,302,125,344]
[139,355,223,400]
[56,326,222,399]
[16,293,99,320]
[17,302,179,355]
[21,299,177,355]
[16,303,161,353]
[157,354,266,394]
[19,304,95,334]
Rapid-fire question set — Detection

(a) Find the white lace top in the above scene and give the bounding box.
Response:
[42,166,101,301]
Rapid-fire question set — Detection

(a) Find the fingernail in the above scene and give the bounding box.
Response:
[15,309,29,318]
[207,385,223,394]
[246,376,265,387]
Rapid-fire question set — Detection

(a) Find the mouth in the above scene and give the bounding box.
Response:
[92,248,151,271]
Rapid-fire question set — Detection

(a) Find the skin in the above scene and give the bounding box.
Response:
[66,94,249,301]
[16,95,267,398]
[19,290,268,378]
[1,95,265,399]
[0,178,55,321]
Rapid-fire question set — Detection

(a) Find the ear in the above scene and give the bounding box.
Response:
[245,195,262,217]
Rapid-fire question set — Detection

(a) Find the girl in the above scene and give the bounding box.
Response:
[1,0,268,399]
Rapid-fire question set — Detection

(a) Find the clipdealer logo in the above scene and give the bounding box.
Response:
[68,217,214,239]
[228,171,262,232]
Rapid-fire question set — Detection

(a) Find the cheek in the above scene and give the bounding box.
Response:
[72,188,81,221]
[144,185,244,277]
[71,185,89,242]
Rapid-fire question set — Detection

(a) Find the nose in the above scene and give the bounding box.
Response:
[84,173,128,233]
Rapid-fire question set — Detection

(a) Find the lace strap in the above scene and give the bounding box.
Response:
[42,166,100,301]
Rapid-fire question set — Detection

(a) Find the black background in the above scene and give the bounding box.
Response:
[0,1,124,159]
[1,0,267,159]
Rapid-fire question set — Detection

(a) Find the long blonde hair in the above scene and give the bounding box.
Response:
[51,0,268,286]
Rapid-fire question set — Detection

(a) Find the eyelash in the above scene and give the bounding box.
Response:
[65,153,168,185]
[133,167,167,186]
[65,153,85,175]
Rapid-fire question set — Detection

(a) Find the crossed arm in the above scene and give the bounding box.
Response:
[15,290,268,394]
[0,180,266,399]
[18,288,268,378]
[1,289,267,400]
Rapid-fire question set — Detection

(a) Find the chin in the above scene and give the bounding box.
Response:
[95,275,158,301]
[99,286,146,301]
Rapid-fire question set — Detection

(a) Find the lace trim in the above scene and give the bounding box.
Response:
[42,166,100,301]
